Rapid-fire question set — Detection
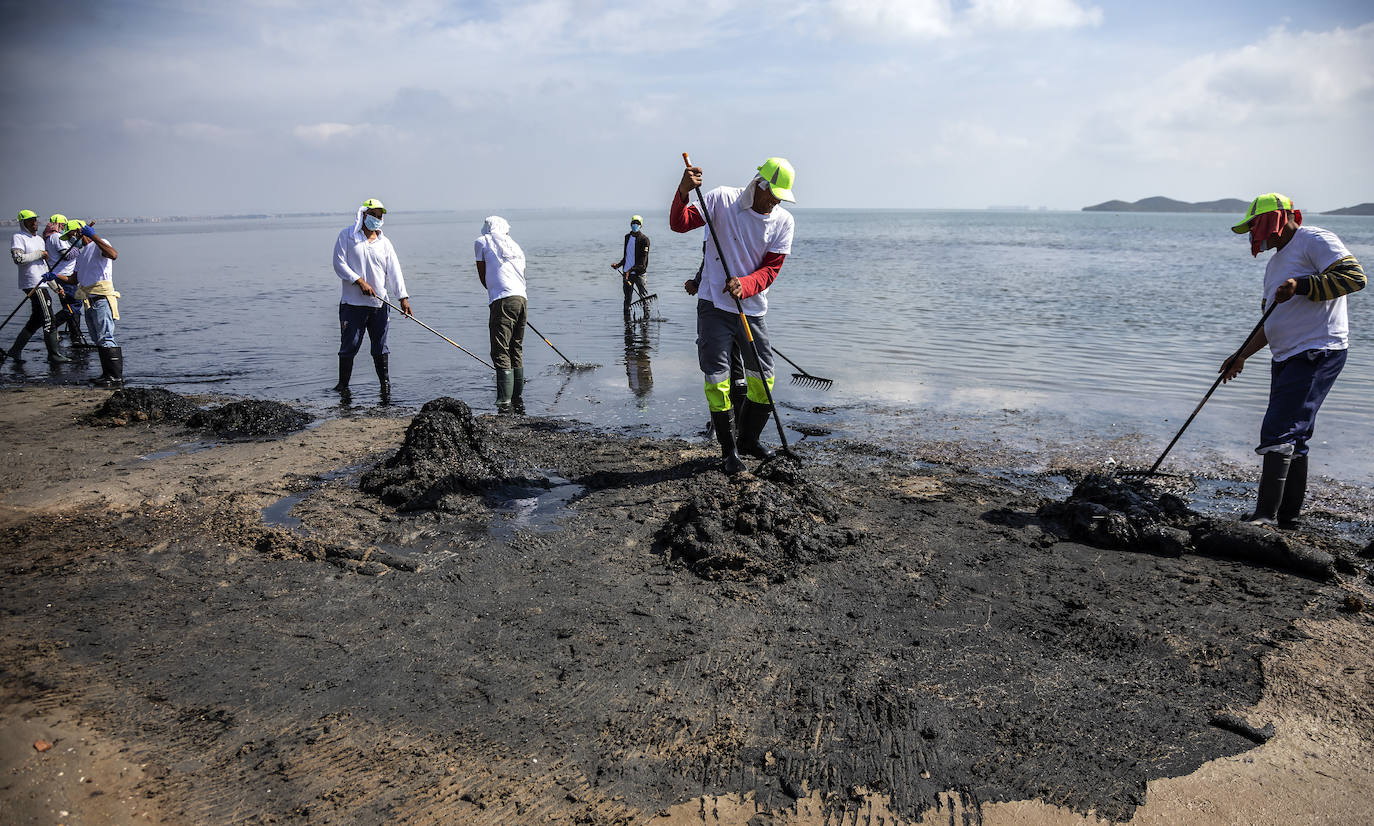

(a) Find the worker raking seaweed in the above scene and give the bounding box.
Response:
[331,198,412,402]
[4,209,70,364]
[474,215,528,414]
[47,220,123,386]
[611,214,651,313]
[1220,193,1365,527]
[670,157,795,475]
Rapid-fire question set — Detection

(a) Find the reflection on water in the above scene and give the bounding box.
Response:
[623,313,654,400]
[4,209,1370,486]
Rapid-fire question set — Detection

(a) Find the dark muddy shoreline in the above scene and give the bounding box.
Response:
[2,386,1372,824]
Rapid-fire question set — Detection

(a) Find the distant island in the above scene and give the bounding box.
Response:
[1082,196,1249,214]
[1320,203,1374,216]
[1083,196,1374,216]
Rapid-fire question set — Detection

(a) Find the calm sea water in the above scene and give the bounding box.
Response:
[6,209,1372,487]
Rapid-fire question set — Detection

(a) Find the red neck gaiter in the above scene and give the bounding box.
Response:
[1249,208,1302,257]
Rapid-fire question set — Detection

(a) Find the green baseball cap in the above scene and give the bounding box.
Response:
[1232,193,1294,234]
[757,157,796,203]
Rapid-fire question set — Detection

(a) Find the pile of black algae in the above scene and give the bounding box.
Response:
[187,400,313,438]
[359,397,535,512]
[91,387,200,426]
[657,460,862,583]
[1038,474,1337,581]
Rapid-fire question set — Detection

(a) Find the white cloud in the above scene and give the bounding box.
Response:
[967,0,1102,31]
[827,0,955,39]
[825,0,1101,39]
[1092,23,1374,162]
[291,122,403,146]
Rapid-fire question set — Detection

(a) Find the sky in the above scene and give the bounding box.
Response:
[1,0,1371,215]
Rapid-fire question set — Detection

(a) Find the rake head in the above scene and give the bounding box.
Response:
[557,362,600,372]
[629,293,658,309]
[790,372,833,390]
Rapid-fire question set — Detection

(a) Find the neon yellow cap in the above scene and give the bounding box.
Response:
[48,213,67,225]
[61,219,86,238]
[17,209,37,221]
[362,198,387,213]
[1232,193,1294,234]
[631,215,643,224]
[756,158,796,203]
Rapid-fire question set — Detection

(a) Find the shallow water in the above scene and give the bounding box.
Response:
[6,208,1372,488]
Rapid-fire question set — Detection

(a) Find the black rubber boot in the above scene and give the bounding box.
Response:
[1245,452,1291,526]
[90,346,113,384]
[6,327,36,362]
[44,327,71,363]
[373,354,390,402]
[711,410,746,475]
[332,355,354,393]
[496,369,514,414]
[736,400,776,460]
[512,367,525,416]
[1278,454,1308,529]
[728,381,748,436]
[93,346,124,387]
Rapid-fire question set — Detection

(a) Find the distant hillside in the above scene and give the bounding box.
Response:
[1083,196,1249,214]
[1320,203,1374,216]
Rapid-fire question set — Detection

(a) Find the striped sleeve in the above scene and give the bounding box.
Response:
[1300,256,1366,302]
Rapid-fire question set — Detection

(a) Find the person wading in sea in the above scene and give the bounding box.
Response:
[474,216,528,415]
[669,157,796,475]
[1220,193,1365,527]
[3,209,70,365]
[611,214,651,313]
[332,198,412,402]
[47,220,123,386]
[44,213,90,348]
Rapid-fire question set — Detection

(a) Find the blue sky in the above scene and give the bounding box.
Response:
[1,0,1371,215]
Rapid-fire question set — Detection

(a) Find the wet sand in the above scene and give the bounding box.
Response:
[2,385,1372,825]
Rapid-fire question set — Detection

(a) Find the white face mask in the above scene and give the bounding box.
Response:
[364,214,384,231]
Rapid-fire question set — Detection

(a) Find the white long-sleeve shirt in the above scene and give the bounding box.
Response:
[333,213,407,307]
[11,231,47,290]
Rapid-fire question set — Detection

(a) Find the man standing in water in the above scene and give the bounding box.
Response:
[44,213,89,348]
[47,221,122,386]
[475,216,527,414]
[332,198,411,401]
[670,157,795,475]
[1220,193,1365,527]
[3,209,70,365]
[611,215,651,312]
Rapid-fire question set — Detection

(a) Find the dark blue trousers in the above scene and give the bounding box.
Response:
[338,303,389,358]
[1258,348,1347,457]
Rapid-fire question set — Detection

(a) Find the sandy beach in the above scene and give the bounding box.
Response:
[2,384,1372,825]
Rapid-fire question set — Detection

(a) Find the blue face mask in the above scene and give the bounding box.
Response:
[364,214,384,231]
[630,223,641,233]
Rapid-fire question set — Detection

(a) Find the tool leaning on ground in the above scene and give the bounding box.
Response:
[527,319,598,371]
[682,152,794,460]
[379,296,494,370]
[0,231,83,336]
[1120,300,1280,480]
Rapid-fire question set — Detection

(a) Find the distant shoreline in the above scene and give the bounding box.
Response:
[1084,196,1374,216]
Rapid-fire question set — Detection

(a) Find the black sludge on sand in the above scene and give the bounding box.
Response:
[657,458,863,582]
[90,387,200,425]
[1039,473,1339,580]
[186,399,314,438]
[359,396,539,511]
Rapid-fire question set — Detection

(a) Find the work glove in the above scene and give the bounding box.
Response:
[80,225,96,239]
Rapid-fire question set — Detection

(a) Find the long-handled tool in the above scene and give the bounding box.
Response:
[0,235,82,335]
[380,296,494,370]
[683,152,793,459]
[527,319,598,371]
[1121,300,1280,479]
[773,347,833,390]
